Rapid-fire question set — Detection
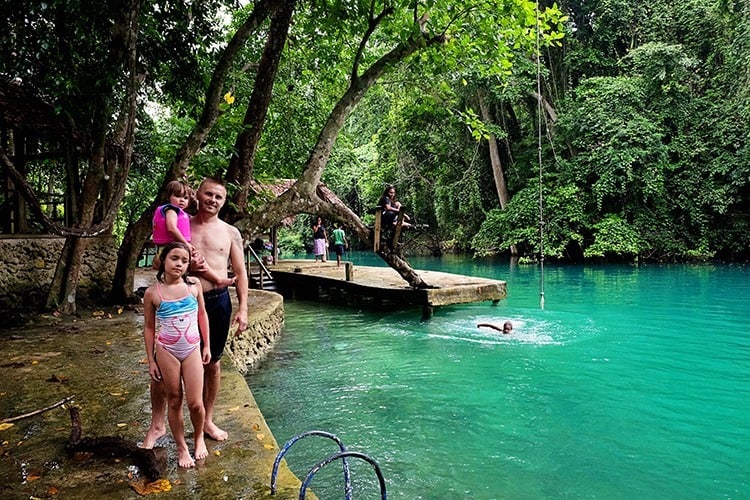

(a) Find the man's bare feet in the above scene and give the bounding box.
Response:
[204,421,228,441]
[177,444,195,468]
[194,435,209,461]
[140,424,166,449]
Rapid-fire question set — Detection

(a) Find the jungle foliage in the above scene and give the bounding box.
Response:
[2,0,749,312]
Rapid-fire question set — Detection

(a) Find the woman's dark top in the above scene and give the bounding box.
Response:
[380,196,398,226]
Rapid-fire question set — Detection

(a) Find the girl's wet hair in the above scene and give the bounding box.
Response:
[156,242,194,284]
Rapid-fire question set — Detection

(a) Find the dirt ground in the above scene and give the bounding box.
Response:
[0,307,303,499]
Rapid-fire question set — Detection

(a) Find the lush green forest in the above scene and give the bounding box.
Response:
[1,0,749,311]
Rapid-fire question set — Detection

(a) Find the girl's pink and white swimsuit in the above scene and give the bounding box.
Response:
[155,282,200,361]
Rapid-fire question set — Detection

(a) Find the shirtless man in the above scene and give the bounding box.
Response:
[143,177,248,447]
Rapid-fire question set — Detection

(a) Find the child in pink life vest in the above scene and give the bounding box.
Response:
[152,181,235,288]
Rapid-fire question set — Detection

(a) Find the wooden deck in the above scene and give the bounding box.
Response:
[265,259,506,319]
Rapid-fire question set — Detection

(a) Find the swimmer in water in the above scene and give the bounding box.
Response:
[477,320,513,334]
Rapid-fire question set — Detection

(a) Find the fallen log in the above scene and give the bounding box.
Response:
[65,405,164,481]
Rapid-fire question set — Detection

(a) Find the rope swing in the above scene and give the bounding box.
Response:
[535,0,546,309]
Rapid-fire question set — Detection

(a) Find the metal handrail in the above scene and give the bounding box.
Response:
[246,243,273,280]
[299,451,386,500]
[271,430,352,499]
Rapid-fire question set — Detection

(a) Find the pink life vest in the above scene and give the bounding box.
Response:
[152,204,191,245]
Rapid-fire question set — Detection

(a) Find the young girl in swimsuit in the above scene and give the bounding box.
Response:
[142,242,211,468]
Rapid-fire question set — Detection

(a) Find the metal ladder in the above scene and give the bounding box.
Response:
[270,430,387,500]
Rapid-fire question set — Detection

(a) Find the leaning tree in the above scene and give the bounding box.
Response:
[112,0,566,300]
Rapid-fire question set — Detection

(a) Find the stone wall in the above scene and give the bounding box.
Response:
[0,235,117,323]
[225,290,285,373]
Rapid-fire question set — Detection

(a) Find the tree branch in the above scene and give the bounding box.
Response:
[351,4,394,82]
[1,396,74,424]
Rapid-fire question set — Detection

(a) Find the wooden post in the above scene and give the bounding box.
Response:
[345,262,353,281]
[392,206,405,248]
[421,304,434,321]
[271,226,279,265]
[373,206,382,252]
[245,247,252,279]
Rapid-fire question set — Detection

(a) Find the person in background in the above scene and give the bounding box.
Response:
[312,217,328,262]
[379,185,412,228]
[477,320,513,334]
[331,222,348,267]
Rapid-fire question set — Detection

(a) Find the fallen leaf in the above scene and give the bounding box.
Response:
[263,444,275,450]
[226,406,240,413]
[117,307,124,315]
[47,374,68,383]
[130,478,172,495]
[116,423,127,428]
[255,433,265,441]
[31,360,39,365]
[0,423,14,431]
[106,341,112,345]
[47,485,59,495]
[214,450,221,456]
[252,423,260,431]
[92,310,105,317]
[26,470,42,482]
[110,392,123,396]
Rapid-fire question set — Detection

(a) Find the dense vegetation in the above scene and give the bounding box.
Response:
[2,0,749,311]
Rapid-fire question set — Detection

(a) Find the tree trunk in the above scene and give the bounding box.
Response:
[478,90,510,209]
[45,236,89,313]
[226,0,295,214]
[110,213,151,304]
[111,0,278,302]
[48,0,141,312]
[478,89,518,256]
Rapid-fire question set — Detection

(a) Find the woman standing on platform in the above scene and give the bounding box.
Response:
[312,217,328,262]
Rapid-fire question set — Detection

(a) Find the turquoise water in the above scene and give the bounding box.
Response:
[247,255,750,498]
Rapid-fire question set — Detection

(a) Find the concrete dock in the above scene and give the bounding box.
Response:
[0,291,304,499]
[266,259,507,319]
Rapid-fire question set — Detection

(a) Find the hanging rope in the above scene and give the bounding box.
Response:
[535,0,546,309]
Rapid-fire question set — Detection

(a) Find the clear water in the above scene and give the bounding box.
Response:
[247,254,750,499]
